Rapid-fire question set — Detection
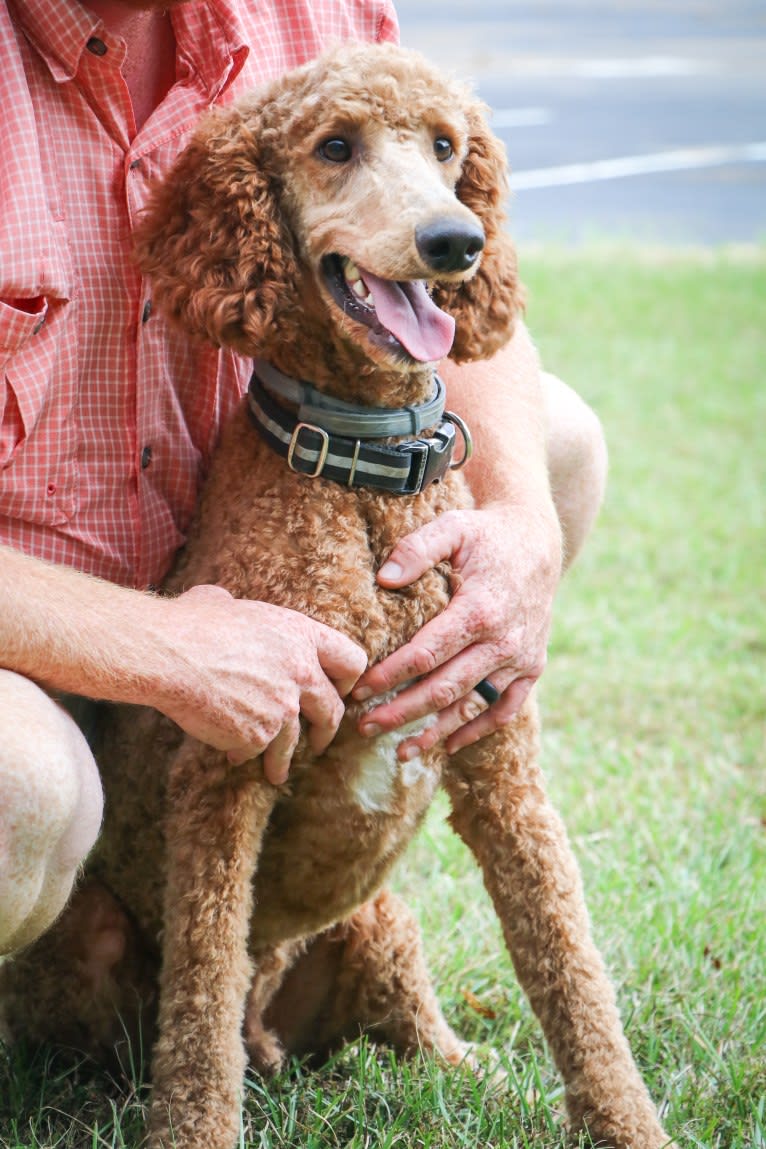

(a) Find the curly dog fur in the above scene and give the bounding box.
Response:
[0,43,669,1149]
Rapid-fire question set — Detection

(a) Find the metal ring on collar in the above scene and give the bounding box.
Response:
[444,410,473,470]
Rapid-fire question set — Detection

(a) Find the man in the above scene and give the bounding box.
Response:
[0,0,607,956]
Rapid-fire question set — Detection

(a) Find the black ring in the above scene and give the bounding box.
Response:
[474,678,501,706]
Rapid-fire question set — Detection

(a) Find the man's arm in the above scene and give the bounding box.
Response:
[0,546,366,784]
[353,320,563,755]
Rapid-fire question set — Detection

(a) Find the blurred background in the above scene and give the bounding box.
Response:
[388,8,766,1145]
[395,0,766,245]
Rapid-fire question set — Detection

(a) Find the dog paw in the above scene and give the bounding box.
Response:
[61,880,132,991]
[244,1021,287,1076]
[436,1040,508,1094]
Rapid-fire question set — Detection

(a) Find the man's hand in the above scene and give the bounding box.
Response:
[157,586,367,784]
[0,548,366,787]
[352,504,561,758]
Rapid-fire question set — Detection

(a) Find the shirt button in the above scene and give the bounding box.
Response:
[142,300,153,324]
[140,445,152,469]
[86,36,108,56]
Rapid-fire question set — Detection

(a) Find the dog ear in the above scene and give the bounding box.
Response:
[134,105,300,357]
[432,103,525,363]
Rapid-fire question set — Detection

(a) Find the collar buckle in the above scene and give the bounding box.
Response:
[401,422,456,495]
[286,422,330,478]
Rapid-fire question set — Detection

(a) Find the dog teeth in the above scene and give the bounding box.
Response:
[342,258,374,307]
[352,279,371,302]
[343,258,361,284]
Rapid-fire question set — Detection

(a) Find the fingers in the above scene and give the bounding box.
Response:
[303,620,367,757]
[375,513,465,588]
[446,677,535,753]
[300,678,346,757]
[313,621,368,697]
[226,711,303,785]
[169,598,366,781]
[353,501,552,756]
[356,581,531,730]
[396,674,536,761]
[225,665,348,780]
[354,593,483,702]
[262,718,301,786]
[357,642,490,736]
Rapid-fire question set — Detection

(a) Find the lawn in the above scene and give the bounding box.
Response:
[1,247,764,1147]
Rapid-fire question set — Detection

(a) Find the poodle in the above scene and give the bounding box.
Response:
[0,42,669,1149]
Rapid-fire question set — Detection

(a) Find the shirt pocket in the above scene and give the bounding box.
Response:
[0,297,48,458]
[0,291,80,528]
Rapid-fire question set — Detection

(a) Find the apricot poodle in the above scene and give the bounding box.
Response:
[0,43,669,1149]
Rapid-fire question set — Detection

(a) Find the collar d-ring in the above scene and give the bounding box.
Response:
[444,410,473,470]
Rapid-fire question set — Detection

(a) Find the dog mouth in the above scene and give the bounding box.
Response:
[321,255,456,363]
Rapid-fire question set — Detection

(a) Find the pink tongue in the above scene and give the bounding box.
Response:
[359,269,455,362]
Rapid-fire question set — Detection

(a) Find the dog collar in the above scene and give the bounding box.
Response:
[251,358,448,437]
[247,363,472,495]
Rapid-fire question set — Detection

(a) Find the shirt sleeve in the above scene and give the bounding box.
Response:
[376,0,400,44]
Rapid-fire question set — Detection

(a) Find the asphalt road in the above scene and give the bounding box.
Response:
[394,0,766,245]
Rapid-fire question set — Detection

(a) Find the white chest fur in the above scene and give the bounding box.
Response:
[350,694,438,815]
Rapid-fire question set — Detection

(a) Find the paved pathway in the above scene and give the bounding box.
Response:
[395,1,766,244]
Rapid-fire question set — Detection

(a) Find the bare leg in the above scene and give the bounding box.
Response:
[444,705,668,1149]
[0,671,102,956]
[542,372,608,570]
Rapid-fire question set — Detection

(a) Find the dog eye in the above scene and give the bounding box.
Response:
[433,136,454,162]
[318,137,353,163]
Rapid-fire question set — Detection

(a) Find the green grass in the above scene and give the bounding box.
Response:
[2,246,765,1147]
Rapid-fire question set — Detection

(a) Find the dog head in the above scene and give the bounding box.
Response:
[135,43,523,384]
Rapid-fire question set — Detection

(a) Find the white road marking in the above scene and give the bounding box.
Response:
[567,55,713,79]
[491,107,551,129]
[511,142,766,190]
[494,55,715,79]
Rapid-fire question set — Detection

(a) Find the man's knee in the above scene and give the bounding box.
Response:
[542,372,608,569]
[0,671,103,951]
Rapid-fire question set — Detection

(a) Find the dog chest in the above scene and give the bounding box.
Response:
[247,715,442,947]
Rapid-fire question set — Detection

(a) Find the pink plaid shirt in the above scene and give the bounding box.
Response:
[0,0,397,588]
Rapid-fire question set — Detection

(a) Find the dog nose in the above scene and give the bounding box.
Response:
[415,219,485,272]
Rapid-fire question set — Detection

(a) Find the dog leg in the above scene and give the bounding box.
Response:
[443,705,669,1149]
[256,889,470,1068]
[148,743,277,1149]
[243,939,307,1074]
[329,889,471,1064]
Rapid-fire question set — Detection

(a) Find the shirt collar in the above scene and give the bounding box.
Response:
[171,0,250,102]
[11,0,249,100]
[11,0,103,83]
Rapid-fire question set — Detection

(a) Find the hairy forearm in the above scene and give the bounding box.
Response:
[0,545,167,704]
[0,545,367,775]
[441,320,558,523]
